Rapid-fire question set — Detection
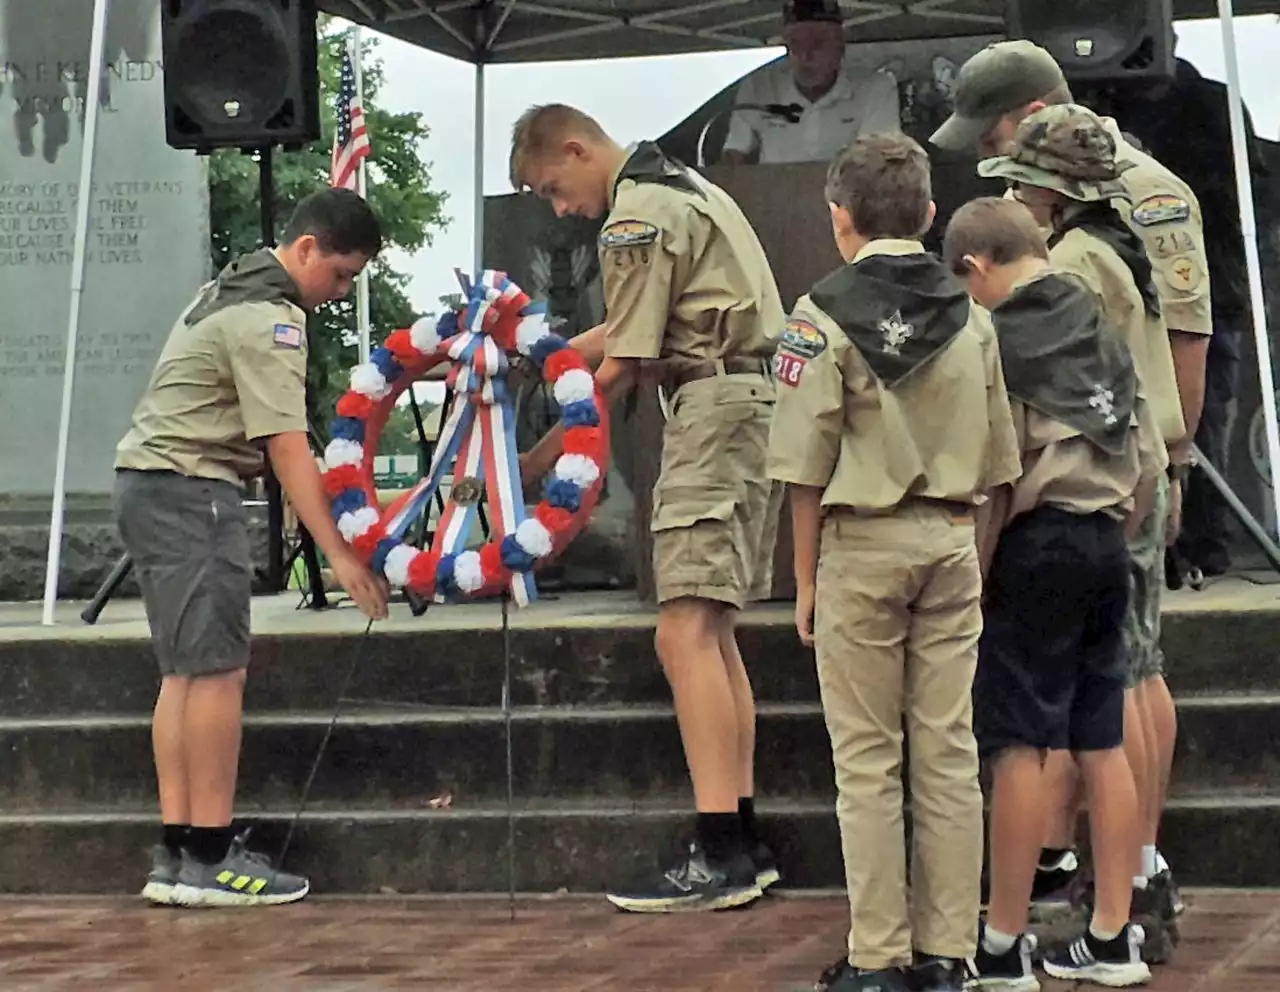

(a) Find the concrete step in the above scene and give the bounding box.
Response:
[0,792,1276,896]
[0,693,1273,811]
[0,608,1276,716]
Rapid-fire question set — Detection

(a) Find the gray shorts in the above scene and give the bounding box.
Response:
[113,469,252,677]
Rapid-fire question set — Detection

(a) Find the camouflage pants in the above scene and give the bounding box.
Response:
[1124,473,1169,689]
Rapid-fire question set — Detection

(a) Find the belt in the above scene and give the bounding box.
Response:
[669,357,770,391]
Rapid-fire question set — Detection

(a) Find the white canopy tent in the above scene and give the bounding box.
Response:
[41,0,1280,622]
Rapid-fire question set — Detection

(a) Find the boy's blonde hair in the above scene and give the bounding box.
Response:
[508,103,609,190]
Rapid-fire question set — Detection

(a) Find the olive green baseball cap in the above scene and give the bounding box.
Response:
[930,40,1067,152]
[976,104,1135,203]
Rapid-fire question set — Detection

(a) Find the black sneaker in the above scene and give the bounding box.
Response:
[604,840,761,913]
[750,838,781,890]
[1042,923,1152,987]
[1030,849,1080,909]
[905,955,967,991]
[814,961,909,992]
[967,925,1040,991]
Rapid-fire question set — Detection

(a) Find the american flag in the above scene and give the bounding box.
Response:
[330,39,370,191]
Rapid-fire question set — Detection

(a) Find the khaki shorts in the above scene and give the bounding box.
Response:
[651,373,778,608]
[1124,472,1169,688]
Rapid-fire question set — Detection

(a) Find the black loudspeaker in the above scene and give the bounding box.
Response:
[1006,0,1175,84]
[160,0,321,151]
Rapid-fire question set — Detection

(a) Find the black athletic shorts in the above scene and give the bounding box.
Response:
[974,505,1129,759]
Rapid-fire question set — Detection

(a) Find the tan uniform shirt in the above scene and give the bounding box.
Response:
[1106,117,1213,336]
[1007,399,1163,524]
[1048,228,1180,465]
[767,240,1021,511]
[115,272,309,486]
[599,145,784,373]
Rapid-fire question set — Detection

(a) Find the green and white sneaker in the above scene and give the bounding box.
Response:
[171,834,310,908]
[140,845,182,905]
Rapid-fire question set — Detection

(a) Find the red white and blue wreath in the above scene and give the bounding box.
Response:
[319,270,610,607]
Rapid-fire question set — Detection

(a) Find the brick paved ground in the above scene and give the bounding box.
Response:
[0,891,1275,991]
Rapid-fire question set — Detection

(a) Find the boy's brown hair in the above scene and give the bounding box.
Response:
[824,133,932,240]
[942,196,1049,277]
[508,103,609,190]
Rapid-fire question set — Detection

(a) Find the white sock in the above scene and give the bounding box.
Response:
[1133,875,1149,890]
[982,924,1018,956]
[1141,845,1158,879]
[1155,849,1170,874]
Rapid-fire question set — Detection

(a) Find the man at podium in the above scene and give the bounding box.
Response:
[720,0,901,165]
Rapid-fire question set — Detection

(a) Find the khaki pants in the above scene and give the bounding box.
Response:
[814,502,984,969]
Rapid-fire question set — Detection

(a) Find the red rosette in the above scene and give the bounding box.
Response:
[384,328,420,364]
[322,464,364,498]
[543,347,587,383]
[336,391,376,420]
[406,550,440,595]
[351,523,385,564]
[535,502,574,536]
[478,542,509,584]
[562,426,603,458]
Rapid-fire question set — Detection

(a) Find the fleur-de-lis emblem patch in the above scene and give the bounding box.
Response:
[1089,383,1118,425]
[879,310,914,356]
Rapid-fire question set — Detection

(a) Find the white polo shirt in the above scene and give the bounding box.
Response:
[722,58,901,165]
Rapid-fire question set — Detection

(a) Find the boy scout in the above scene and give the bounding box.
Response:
[977,103,1181,965]
[509,104,783,912]
[768,133,1020,992]
[932,40,1207,920]
[943,196,1155,989]
[114,188,390,908]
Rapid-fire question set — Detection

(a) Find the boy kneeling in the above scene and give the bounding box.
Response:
[944,197,1157,989]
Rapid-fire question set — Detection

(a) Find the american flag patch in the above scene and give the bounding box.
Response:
[273,323,303,349]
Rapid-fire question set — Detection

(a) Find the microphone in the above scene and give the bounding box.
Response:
[697,102,806,166]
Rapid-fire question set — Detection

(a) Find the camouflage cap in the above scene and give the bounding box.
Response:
[976,103,1135,203]
[930,40,1066,152]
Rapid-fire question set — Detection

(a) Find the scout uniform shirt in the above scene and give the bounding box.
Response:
[991,269,1165,524]
[599,141,783,379]
[115,248,310,487]
[1046,203,1181,464]
[1105,117,1213,338]
[767,239,1021,510]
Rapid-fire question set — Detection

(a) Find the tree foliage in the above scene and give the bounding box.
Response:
[207,18,449,452]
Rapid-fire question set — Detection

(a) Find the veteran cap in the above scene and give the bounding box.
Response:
[930,40,1067,152]
[784,0,843,25]
[976,103,1135,203]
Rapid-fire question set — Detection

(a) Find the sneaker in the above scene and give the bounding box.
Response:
[1030,850,1080,909]
[604,840,762,913]
[140,845,182,905]
[814,961,910,992]
[750,838,781,890]
[1042,923,1152,987]
[171,833,310,908]
[967,926,1040,991]
[905,955,967,991]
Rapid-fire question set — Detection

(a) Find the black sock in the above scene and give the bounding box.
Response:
[696,812,743,862]
[1039,847,1073,869]
[186,826,236,865]
[162,823,190,857]
[738,797,757,843]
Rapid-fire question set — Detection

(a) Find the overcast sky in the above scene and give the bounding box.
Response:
[364,15,1280,314]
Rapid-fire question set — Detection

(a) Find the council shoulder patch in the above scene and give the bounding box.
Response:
[598,219,660,249]
[778,317,827,360]
[273,323,303,348]
[1131,194,1191,228]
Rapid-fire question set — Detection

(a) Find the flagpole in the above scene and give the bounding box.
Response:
[352,26,371,364]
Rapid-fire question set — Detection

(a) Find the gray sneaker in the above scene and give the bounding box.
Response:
[171,834,310,908]
[140,845,182,905]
